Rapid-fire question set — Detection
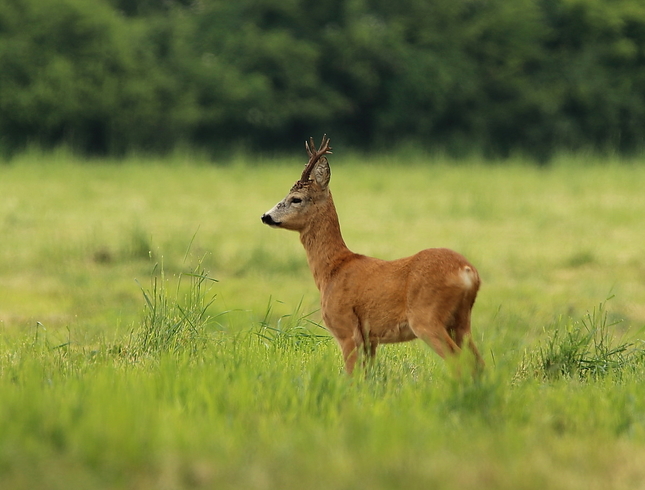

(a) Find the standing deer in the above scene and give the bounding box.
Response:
[261,136,484,374]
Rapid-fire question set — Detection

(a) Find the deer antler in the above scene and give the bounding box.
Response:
[300,134,332,183]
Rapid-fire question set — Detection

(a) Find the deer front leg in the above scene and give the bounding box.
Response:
[336,335,377,374]
[326,311,376,374]
[338,336,360,374]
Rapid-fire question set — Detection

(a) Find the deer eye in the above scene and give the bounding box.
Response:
[291,197,302,204]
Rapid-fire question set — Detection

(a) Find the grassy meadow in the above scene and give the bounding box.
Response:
[1,149,645,489]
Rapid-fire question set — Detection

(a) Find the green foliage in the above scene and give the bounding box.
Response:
[255,298,330,352]
[128,261,217,359]
[525,299,644,381]
[2,291,645,488]
[2,0,645,156]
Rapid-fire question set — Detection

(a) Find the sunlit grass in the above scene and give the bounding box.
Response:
[1,151,645,488]
[2,293,645,489]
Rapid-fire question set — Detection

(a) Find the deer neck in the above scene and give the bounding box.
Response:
[299,192,353,291]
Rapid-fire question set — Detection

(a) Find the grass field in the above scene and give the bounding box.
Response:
[1,149,645,489]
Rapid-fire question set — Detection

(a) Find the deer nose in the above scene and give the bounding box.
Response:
[261,213,279,226]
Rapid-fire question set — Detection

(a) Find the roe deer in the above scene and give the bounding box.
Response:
[261,136,484,374]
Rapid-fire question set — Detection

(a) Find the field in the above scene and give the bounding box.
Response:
[1,149,645,489]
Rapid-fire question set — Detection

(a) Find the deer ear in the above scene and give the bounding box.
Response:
[314,157,331,189]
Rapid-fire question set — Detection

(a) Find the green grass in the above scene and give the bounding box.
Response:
[2,150,645,488]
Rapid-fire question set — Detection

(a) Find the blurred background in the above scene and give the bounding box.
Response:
[2,0,645,160]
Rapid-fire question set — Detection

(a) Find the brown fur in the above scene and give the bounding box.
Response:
[262,151,483,374]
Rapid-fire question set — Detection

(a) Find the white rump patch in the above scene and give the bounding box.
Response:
[459,266,476,290]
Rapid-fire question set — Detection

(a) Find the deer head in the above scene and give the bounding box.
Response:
[261,135,332,231]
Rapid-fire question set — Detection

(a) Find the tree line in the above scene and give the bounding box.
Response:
[1,0,645,158]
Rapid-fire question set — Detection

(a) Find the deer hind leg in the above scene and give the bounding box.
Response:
[407,305,462,360]
[450,300,485,372]
[407,285,484,369]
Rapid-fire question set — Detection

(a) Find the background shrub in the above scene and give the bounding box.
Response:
[2,0,645,157]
